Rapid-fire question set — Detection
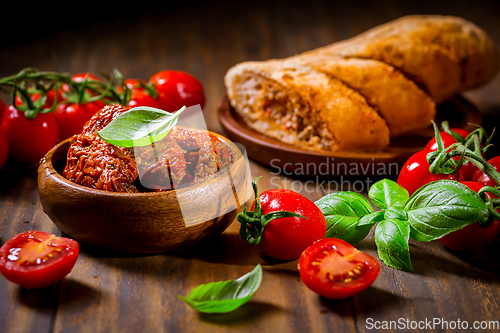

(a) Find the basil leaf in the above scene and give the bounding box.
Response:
[369,179,409,210]
[178,264,262,313]
[358,210,385,227]
[96,106,186,147]
[374,218,412,272]
[404,180,489,242]
[315,192,374,244]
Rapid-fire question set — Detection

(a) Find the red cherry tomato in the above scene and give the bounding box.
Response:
[439,181,500,251]
[425,128,478,180]
[15,89,64,109]
[0,105,59,164]
[472,156,500,188]
[298,238,380,299]
[0,128,8,168]
[62,73,103,95]
[149,70,205,112]
[118,79,162,108]
[397,150,460,196]
[0,231,79,289]
[0,99,6,118]
[250,189,326,260]
[56,101,105,140]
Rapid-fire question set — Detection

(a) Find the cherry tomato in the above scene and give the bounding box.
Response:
[397,150,460,196]
[15,89,64,109]
[425,128,478,180]
[0,105,59,164]
[472,156,500,188]
[56,100,106,140]
[149,70,205,112]
[0,99,6,118]
[0,231,79,289]
[298,238,380,299]
[438,181,500,251]
[250,189,326,260]
[0,128,8,168]
[118,79,162,108]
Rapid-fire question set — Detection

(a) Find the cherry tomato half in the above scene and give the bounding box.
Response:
[56,100,105,140]
[298,238,380,299]
[397,150,460,196]
[0,128,8,168]
[149,70,205,112]
[438,181,500,251]
[425,128,479,180]
[472,156,500,188]
[0,105,59,164]
[250,188,326,261]
[0,231,79,289]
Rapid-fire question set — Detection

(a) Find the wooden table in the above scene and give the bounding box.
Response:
[1,1,500,332]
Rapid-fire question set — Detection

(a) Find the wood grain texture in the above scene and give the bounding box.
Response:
[1,0,500,332]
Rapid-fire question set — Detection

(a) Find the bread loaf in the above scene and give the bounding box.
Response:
[224,15,498,152]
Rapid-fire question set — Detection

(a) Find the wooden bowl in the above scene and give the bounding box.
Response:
[37,133,250,254]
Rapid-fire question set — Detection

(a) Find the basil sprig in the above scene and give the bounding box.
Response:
[178,264,262,313]
[96,106,186,147]
[315,179,493,272]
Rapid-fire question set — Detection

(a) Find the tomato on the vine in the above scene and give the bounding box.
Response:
[298,238,380,299]
[397,150,460,196]
[425,128,479,180]
[472,156,500,188]
[237,178,326,261]
[0,99,6,118]
[0,231,79,289]
[0,105,59,164]
[119,78,161,109]
[56,100,106,140]
[149,70,205,112]
[438,181,500,251]
[0,128,8,168]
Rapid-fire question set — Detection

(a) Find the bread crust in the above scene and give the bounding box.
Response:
[224,15,498,152]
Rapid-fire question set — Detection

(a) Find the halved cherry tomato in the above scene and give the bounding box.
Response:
[472,156,500,188]
[438,181,500,251]
[0,105,59,164]
[298,238,380,299]
[0,231,79,289]
[425,128,479,180]
[56,100,106,140]
[246,188,326,261]
[0,128,8,168]
[397,150,460,196]
[149,70,205,112]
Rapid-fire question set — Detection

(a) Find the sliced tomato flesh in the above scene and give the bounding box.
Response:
[299,238,380,299]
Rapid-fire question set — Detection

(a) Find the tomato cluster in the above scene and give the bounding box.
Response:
[0,69,205,166]
[397,124,500,251]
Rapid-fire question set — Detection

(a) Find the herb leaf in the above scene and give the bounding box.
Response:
[96,106,186,147]
[404,180,489,241]
[315,192,374,244]
[374,218,412,271]
[368,178,409,210]
[178,264,262,313]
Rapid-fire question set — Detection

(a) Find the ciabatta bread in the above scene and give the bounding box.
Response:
[224,15,498,152]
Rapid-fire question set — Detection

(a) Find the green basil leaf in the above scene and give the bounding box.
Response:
[374,218,412,272]
[369,179,409,210]
[178,264,262,313]
[358,210,385,227]
[96,106,186,147]
[404,180,489,242]
[316,192,374,244]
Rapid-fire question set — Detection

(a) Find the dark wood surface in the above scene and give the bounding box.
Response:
[1,1,500,332]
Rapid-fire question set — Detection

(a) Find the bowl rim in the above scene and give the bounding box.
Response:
[39,128,246,198]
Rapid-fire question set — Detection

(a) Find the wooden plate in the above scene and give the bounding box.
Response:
[218,94,482,178]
